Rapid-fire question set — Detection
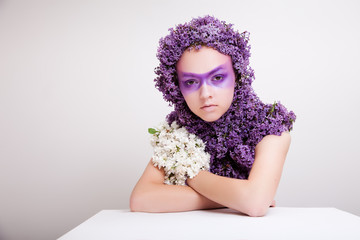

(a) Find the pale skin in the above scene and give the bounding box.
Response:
[130,47,291,217]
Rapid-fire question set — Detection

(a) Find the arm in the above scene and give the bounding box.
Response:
[187,131,291,217]
[129,159,224,212]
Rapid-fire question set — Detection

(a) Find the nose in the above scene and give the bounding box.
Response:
[199,82,213,99]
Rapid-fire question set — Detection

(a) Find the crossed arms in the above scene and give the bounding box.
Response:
[130,131,291,217]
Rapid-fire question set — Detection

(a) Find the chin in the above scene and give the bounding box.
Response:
[200,115,221,122]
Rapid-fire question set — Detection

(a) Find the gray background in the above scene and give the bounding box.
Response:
[1,0,359,239]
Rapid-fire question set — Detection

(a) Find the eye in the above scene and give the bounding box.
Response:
[185,79,198,86]
[213,75,224,81]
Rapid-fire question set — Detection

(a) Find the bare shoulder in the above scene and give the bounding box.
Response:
[253,131,291,169]
[255,131,291,152]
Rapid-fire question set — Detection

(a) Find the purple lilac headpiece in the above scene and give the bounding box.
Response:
[154,15,296,179]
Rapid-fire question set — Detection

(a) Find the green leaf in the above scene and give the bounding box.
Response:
[270,102,277,113]
[148,128,158,134]
[268,101,277,117]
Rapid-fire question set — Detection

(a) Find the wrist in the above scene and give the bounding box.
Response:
[186,176,194,187]
[187,170,205,187]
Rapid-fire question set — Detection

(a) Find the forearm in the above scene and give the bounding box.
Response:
[187,171,272,216]
[129,160,223,213]
[130,182,223,212]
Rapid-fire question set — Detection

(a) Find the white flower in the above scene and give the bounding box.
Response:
[149,121,210,185]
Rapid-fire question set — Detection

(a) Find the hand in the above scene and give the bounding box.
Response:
[270,199,276,207]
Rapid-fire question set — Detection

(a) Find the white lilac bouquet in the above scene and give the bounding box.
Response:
[148,121,210,185]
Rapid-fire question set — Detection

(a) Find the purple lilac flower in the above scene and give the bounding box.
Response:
[154,15,296,179]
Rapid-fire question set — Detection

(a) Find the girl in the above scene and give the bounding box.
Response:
[130,16,296,217]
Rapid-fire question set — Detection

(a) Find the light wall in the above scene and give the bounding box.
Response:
[0,0,359,239]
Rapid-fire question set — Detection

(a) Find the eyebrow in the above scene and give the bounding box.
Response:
[179,64,226,78]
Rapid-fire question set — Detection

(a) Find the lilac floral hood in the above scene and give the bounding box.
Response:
[154,15,296,179]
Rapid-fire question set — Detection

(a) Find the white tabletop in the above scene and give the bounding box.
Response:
[58,207,360,240]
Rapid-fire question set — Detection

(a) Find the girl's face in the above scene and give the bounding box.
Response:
[176,46,235,122]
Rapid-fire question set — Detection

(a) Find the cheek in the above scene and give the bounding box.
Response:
[182,93,200,114]
[182,92,197,106]
[180,86,195,96]
[220,87,235,106]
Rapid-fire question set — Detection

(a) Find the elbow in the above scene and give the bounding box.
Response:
[242,195,270,217]
[232,185,273,217]
[129,194,138,212]
[232,192,270,217]
[129,191,144,212]
[129,190,156,212]
[243,204,269,217]
[231,200,269,217]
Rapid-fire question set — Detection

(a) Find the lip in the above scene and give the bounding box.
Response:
[201,104,217,112]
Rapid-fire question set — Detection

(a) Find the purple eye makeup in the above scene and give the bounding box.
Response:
[178,64,235,95]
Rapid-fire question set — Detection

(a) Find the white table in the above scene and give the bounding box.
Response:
[58,208,360,240]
